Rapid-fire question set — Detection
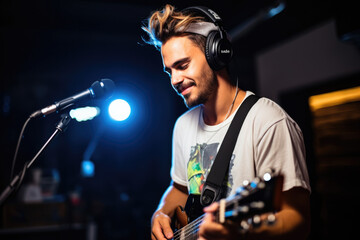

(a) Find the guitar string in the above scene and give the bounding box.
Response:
[173,218,202,239]
[173,207,225,240]
[173,198,239,239]
[173,221,201,240]
[172,198,236,239]
[173,215,204,239]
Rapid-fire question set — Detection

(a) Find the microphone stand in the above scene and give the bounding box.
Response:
[0,113,72,206]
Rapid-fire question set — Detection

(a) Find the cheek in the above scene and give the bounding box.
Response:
[188,59,211,81]
[186,67,198,79]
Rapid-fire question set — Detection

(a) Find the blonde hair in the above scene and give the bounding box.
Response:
[142,4,206,51]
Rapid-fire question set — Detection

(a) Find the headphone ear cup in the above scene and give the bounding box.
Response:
[205,31,233,71]
[205,31,220,70]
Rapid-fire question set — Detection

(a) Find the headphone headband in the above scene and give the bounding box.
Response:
[178,22,219,37]
[183,6,223,25]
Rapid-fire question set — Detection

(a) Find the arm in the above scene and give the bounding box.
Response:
[198,186,311,240]
[247,186,310,240]
[151,181,188,240]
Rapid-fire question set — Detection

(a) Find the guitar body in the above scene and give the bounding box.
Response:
[173,206,188,230]
[173,194,203,230]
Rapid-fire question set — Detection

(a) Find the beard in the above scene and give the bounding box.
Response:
[182,68,218,108]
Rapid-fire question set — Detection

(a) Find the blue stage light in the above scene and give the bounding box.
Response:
[267,1,285,18]
[69,106,100,122]
[108,99,131,121]
[81,160,95,177]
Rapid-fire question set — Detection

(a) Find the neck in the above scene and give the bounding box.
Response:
[202,73,246,125]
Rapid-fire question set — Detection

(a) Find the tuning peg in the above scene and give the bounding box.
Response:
[263,172,272,181]
[250,177,262,189]
[266,213,277,225]
[235,180,249,195]
[236,205,250,214]
[240,189,250,197]
[236,187,250,197]
[239,220,250,233]
[263,168,276,181]
[257,181,266,189]
[251,215,262,228]
[242,179,250,187]
[249,201,265,210]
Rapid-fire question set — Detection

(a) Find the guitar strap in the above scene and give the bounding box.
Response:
[200,94,260,207]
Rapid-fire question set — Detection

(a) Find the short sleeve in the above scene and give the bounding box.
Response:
[255,117,311,192]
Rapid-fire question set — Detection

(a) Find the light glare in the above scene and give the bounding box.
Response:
[81,160,95,177]
[69,106,100,122]
[109,99,131,121]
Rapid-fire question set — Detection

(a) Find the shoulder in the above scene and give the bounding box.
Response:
[248,95,301,136]
[172,106,201,146]
[253,97,287,119]
[174,106,201,129]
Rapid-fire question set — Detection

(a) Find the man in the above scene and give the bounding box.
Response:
[142,4,311,240]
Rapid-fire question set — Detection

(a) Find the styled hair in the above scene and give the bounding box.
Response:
[142,4,206,52]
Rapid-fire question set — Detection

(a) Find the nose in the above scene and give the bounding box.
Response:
[171,70,183,87]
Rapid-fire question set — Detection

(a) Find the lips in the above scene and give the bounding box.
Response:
[176,81,196,95]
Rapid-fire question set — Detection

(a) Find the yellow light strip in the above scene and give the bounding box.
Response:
[309,86,360,111]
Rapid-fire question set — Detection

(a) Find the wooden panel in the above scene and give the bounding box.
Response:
[310,90,360,238]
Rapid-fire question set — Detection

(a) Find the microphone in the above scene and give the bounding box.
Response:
[30,78,115,118]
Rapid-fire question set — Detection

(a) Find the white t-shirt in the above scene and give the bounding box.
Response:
[171,91,311,197]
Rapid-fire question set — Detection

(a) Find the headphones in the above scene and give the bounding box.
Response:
[182,6,233,71]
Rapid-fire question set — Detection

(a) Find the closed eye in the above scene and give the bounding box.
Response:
[178,63,188,70]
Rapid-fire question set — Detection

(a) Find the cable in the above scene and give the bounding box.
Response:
[14,161,29,193]
[10,117,32,182]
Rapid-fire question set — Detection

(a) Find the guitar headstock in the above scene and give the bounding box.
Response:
[217,169,284,230]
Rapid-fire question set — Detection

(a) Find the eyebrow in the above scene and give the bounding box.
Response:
[164,57,190,73]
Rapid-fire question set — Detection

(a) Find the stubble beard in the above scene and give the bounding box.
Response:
[183,68,218,108]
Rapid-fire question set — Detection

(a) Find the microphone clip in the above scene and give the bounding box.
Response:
[56,113,72,132]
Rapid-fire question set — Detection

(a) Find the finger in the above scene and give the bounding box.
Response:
[151,232,157,240]
[203,211,215,222]
[151,232,169,240]
[203,202,219,213]
[199,214,226,238]
[199,224,226,239]
[159,219,174,239]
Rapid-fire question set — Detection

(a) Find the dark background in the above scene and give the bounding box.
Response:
[0,0,359,239]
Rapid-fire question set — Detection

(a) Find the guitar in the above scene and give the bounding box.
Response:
[172,171,284,239]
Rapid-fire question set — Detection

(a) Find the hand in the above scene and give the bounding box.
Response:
[151,210,174,240]
[198,202,243,240]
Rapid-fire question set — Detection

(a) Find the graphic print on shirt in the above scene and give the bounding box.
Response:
[187,143,234,196]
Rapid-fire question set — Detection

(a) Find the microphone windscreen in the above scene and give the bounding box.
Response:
[91,79,115,99]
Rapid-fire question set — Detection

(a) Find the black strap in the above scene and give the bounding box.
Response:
[200,94,260,206]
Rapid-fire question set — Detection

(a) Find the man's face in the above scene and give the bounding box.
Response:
[161,36,217,108]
